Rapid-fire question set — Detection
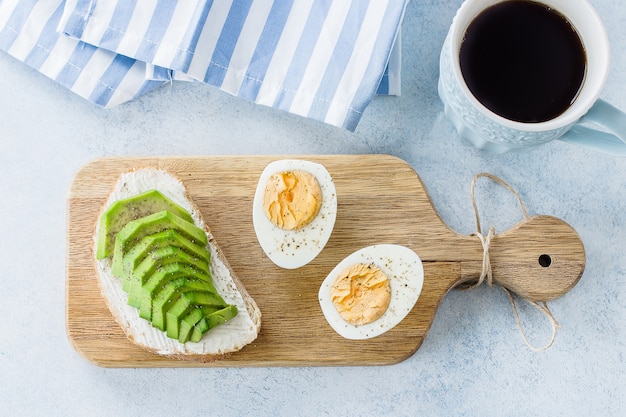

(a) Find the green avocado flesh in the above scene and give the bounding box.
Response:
[119,229,211,293]
[150,277,220,332]
[110,209,208,277]
[96,190,194,259]
[127,246,212,307]
[178,305,238,344]
[98,190,237,343]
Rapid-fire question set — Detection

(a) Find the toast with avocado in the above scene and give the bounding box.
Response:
[93,168,261,361]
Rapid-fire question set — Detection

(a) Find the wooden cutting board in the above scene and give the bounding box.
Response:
[66,155,585,367]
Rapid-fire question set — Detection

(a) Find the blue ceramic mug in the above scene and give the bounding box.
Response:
[438,0,626,155]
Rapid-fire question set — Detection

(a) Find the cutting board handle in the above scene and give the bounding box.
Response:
[458,215,586,302]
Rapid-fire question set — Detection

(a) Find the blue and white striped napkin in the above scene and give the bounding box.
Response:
[0,0,406,131]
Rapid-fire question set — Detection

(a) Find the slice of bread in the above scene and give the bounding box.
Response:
[93,168,261,361]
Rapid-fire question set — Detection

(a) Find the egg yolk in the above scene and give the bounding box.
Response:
[263,170,323,230]
[330,263,391,326]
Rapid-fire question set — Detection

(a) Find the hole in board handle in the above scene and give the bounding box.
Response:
[538,254,552,268]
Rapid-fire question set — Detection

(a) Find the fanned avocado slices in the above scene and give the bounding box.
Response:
[119,229,211,292]
[150,277,218,331]
[127,247,212,309]
[98,189,238,343]
[96,190,193,259]
[110,209,207,277]
[165,291,229,339]
[186,305,238,343]
[136,263,217,320]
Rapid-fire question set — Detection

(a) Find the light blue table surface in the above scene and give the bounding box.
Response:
[2,1,625,416]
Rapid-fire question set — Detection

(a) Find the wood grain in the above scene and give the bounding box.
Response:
[66,155,585,367]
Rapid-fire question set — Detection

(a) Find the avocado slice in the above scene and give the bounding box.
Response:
[178,306,218,343]
[124,243,210,296]
[150,277,217,331]
[189,317,210,343]
[96,190,193,259]
[185,305,239,343]
[131,262,215,318]
[128,246,210,309]
[111,210,207,277]
[118,229,211,292]
[143,273,219,330]
[165,291,228,339]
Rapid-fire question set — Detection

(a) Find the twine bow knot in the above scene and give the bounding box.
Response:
[466,173,561,352]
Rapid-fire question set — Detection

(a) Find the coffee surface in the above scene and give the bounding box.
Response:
[459,0,586,123]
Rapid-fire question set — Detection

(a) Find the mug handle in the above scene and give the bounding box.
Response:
[558,99,626,156]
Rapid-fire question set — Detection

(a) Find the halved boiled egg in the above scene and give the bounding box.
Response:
[252,159,337,269]
[318,244,424,340]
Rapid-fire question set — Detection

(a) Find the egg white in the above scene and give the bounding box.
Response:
[252,159,337,269]
[318,244,424,340]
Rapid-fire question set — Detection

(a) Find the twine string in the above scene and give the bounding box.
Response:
[466,173,561,352]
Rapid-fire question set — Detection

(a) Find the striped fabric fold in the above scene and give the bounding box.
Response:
[0,0,407,131]
[0,0,170,107]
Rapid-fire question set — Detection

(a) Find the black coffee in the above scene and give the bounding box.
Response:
[459,0,586,123]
